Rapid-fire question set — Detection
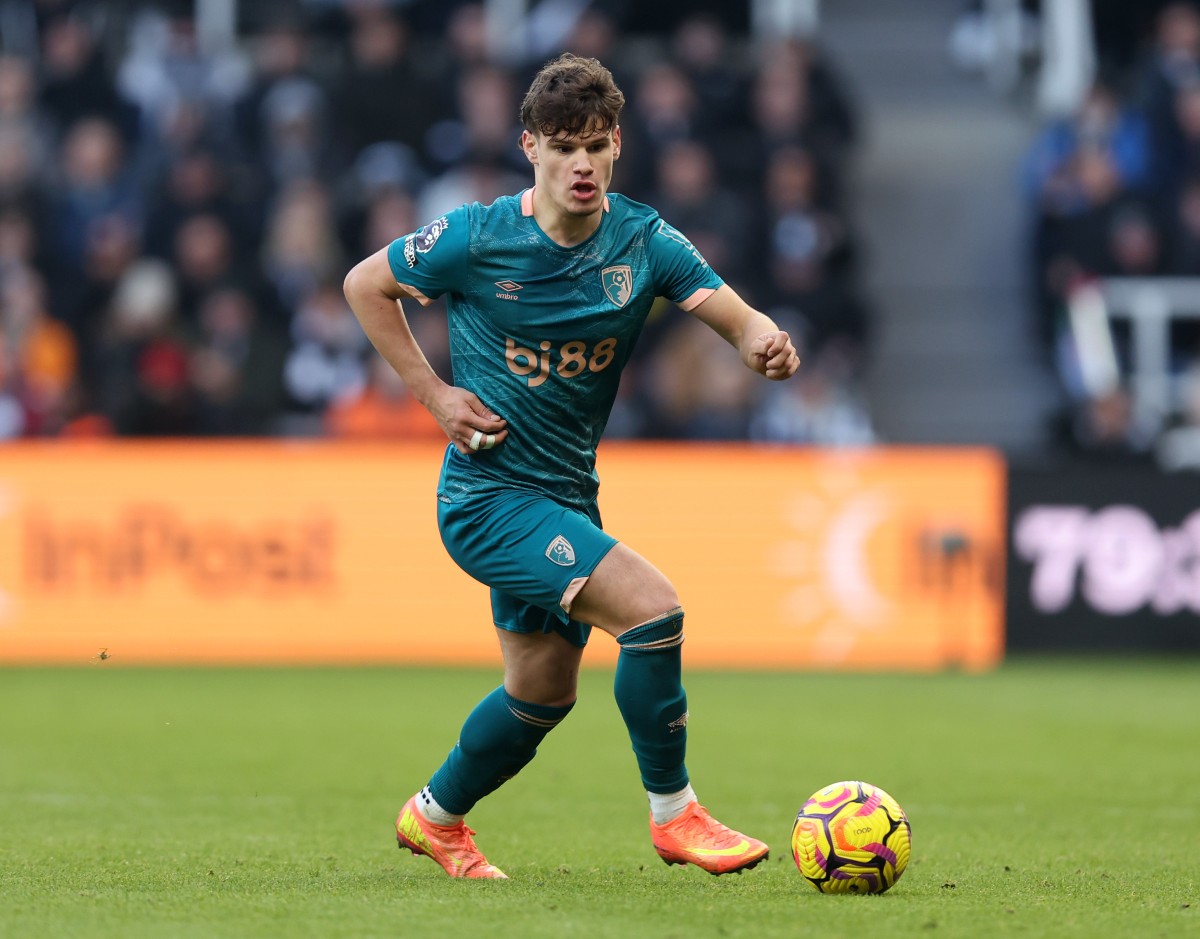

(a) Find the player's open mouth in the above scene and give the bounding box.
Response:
[571,181,598,198]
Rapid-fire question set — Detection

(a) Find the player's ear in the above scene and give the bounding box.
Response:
[612,125,621,160]
[520,130,538,166]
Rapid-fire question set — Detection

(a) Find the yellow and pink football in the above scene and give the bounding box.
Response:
[791,780,912,894]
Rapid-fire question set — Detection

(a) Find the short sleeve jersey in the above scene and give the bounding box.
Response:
[386,189,723,510]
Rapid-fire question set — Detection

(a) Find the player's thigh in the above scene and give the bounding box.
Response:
[569,541,680,638]
[438,488,616,621]
[496,627,584,707]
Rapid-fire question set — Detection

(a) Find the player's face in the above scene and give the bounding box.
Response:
[522,126,621,219]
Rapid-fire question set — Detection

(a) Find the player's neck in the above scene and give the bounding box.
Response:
[530,186,603,248]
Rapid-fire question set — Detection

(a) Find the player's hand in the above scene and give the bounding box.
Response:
[748,331,800,381]
[430,385,508,455]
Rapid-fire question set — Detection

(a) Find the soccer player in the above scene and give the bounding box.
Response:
[342,53,800,879]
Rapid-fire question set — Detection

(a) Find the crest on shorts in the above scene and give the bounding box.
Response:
[601,265,633,308]
[545,534,576,567]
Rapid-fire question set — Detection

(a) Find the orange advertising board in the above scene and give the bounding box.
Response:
[0,442,1004,669]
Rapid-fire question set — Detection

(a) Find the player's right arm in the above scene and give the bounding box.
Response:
[342,246,507,454]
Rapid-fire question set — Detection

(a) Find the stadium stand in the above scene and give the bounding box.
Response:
[0,0,873,445]
[1020,1,1200,465]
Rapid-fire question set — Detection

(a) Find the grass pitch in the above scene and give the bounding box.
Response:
[1,659,1196,939]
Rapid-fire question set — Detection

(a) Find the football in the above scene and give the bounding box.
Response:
[791,780,912,894]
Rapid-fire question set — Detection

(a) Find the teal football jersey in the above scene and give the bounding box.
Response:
[386,188,723,509]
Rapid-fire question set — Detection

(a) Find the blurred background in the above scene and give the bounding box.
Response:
[4,0,1196,460]
[2,0,1199,661]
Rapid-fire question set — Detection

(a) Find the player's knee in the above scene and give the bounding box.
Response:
[617,562,677,613]
[643,581,680,621]
[619,580,679,631]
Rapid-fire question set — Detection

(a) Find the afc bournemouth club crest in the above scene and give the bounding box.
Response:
[545,534,576,567]
[601,265,632,308]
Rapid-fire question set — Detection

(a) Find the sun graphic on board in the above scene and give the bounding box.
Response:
[766,461,895,665]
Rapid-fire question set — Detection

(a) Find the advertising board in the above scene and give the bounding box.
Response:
[0,443,1005,669]
[1008,466,1200,651]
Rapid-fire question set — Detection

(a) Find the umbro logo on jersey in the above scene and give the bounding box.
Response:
[495,280,523,300]
[545,535,576,567]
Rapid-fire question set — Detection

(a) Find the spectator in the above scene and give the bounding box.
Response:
[59,212,140,377]
[37,12,138,141]
[335,142,423,260]
[422,63,527,176]
[441,3,492,75]
[231,13,334,195]
[44,116,140,274]
[1167,173,1200,271]
[0,127,45,260]
[0,123,42,220]
[280,281,371,435]
[736,39,858,202]
[0,206,38,273]
[92,258,195,436]
[1055,385,1157,463]
[619,62,706,199]
[144,144,256,265]
[329,6,446,169]
[1021,80,1151,212]
[1132,1,1200,191]
[258,74,336,191]
[0,55,53,171]
[115,7,249,151]
[171,212,246,323]
[0,265,78,436]
[670,13,749,135]
[189,285,287,435]
[1154,81,1200,204]
[561,7,626,77]
[260,179,344,314]
[358,188,419,257]
[644,138,752,284]
[754,145,868,370]
[1032,148,1149,346]
[1105,205,1166,279]
[0,61,51,287]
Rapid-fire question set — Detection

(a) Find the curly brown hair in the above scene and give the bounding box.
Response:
[519,53,625,138]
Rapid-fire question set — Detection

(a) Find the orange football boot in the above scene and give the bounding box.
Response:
[650,801,769,875]
[395,795,507,879]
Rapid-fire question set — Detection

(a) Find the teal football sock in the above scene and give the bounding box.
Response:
[428,686,573,815]
[613,608,689,794]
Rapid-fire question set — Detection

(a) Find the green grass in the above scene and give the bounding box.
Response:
[0,660,1197,939]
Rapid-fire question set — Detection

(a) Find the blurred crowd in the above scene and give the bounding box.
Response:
[1024,0,1200,459]
[0,0,875,445]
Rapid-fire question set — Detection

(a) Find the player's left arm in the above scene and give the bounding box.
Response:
[687,284,801,381]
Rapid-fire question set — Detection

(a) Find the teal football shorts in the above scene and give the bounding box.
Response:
[437,485,618,648]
